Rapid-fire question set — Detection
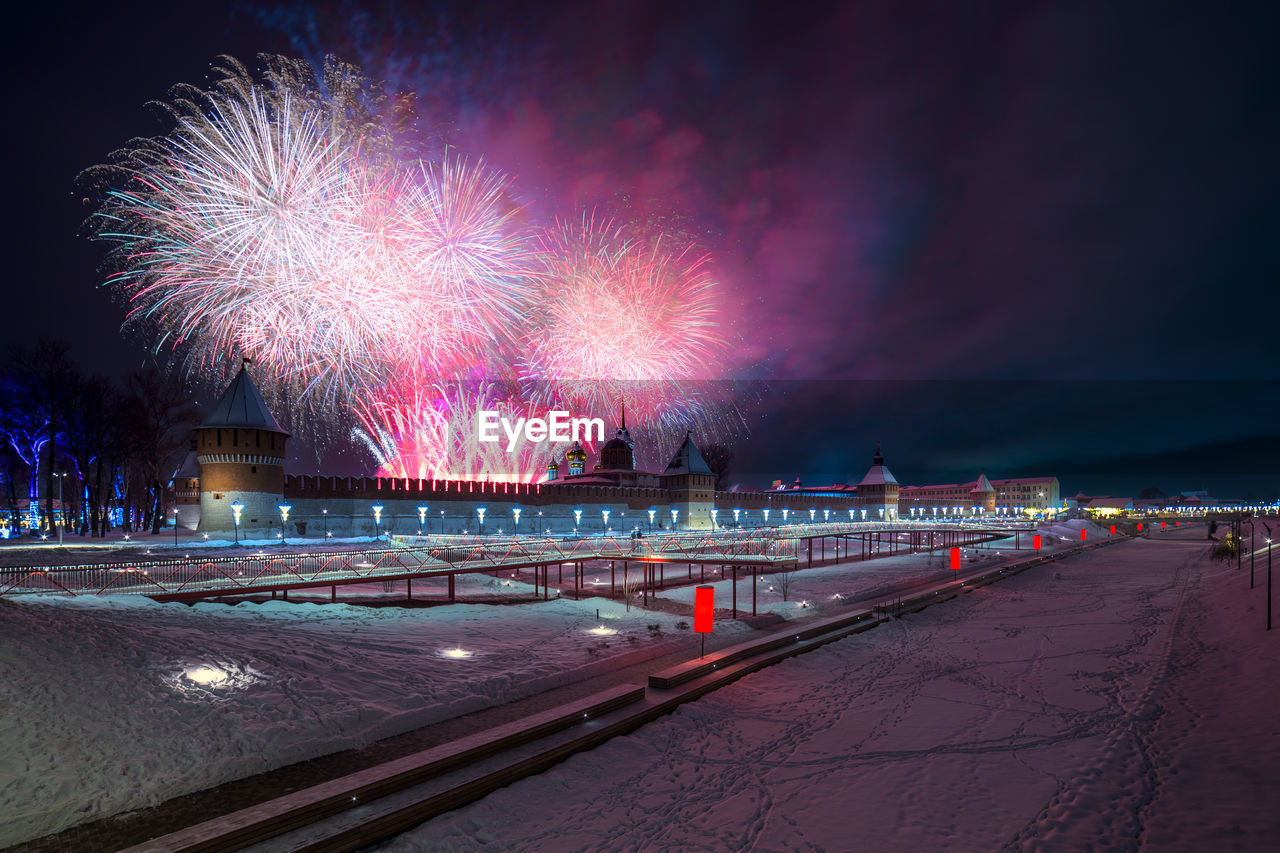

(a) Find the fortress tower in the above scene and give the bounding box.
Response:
[971,471,996,513]
[856,443,899,521]
[195,365,289,536]
[661,431,715,529]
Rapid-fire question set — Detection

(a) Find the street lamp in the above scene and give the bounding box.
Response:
[323,507,330,538]
[278,504,291,542]
[372,504,383,540]
[710,508,719,530]
[601,508,611,532]
[809,508,816,522]
[763,508,771,525]
[861,508,867,522]
[878,507,884,521]
[417,505,429,535]
[230,501,244,545]
[670,508,679,529]
[513,507,522,534]
[647,508,656,532]
[781,507,789,524]
[477,506,487,536]
[53,471,66,545]
[171,506,179,546]
[574,508,582,533]
[823,509,830,523]
[440,509,446,534]
[849,508,856,522]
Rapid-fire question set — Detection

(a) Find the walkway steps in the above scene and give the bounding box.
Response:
[119,684,644,853]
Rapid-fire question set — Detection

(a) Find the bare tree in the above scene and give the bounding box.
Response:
[703,443,734,493]
[119,365,199,534]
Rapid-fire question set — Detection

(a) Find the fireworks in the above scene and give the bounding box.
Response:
[81,54,739,480]
[83,56,532,407]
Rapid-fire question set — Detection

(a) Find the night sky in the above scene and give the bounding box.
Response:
[8,0,1278,498]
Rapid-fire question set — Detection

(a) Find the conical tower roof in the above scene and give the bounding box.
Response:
[972,472,994,493]
[200,366,288,434]
[664,431,712,475]
[856,443,898,487]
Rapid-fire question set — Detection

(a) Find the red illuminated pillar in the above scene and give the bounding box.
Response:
[1080,528,1087,541]
[1109,525,1116,535]
[1033,534,1042,550]
[950,547,960,571]
[694,584,714,658]
[1137,523,1142,532]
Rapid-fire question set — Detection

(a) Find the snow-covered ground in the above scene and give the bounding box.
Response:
[0,573,747,847]
[0,519,1170,846]
[394,528,1279,852]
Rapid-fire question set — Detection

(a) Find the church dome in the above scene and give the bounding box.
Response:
[566,442,587,463]
[597,403,635,470]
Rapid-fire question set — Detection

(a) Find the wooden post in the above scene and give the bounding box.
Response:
[732,564,738,619]
[331,585,336,603]
[449,574,455,602]
[407,578,412,600]
[752,565,757,616]
[611,560,616,597]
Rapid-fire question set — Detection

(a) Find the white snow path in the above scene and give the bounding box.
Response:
[392,534,1279,852]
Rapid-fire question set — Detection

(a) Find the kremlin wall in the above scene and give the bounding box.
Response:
[175,368,1055,538]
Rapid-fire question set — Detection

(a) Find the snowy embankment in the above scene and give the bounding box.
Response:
[0,573,740,847]
[406,529,1278,852]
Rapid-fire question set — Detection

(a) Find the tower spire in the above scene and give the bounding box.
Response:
[620,399,626,431]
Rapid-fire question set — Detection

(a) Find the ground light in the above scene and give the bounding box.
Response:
[185,666,229,686]
[440,647,473,659]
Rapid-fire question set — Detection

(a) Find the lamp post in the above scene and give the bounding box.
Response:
[601,508,610,532]
[781,507,789,525]
[763,508,771,525]
[477,506,487,536]
[278,504,291,542]
[372,504,383,540]
[230,501,244,545]
[53,471,66,545]
[440,509,445,534]
[1245,518,1255,588]
[513,507,522,534]
[733,508,742,527]
[809,508,816,523]
[670,508,679,530]
[172,507,178,546]
[322,507,329,538]
[861,508,867,522]
[573,508,582,534]
[849,508,856,523]
[647,508,655,533]
[710,508,719,530]
[1266,534,1272,631]
[823,508,830,523]
[417,505,428,535]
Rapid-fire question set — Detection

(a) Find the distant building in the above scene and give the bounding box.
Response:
[900,475,1060,516]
